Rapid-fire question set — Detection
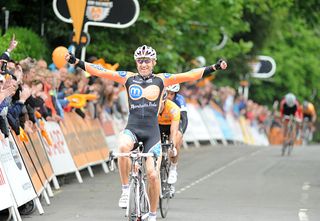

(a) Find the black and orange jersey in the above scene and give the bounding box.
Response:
[303,102,316,117]
[158,100,180,125]
[84,63,205,126]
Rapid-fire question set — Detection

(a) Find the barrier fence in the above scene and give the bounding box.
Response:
[0,103,276,219]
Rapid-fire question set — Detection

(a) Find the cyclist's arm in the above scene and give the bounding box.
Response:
[310,104,317,123]
[161,60,226,86]
[170,120,180,148]
[67,54,129,85]
[279,100,285,118]
[161,68,210,86]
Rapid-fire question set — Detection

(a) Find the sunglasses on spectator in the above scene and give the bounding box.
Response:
[136,59,152,64]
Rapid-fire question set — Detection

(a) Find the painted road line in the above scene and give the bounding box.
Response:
[176,148,265,194]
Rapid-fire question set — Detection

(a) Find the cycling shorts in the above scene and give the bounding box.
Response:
[123,124,161,158]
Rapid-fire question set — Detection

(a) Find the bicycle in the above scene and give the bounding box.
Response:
[159,133,175,218]
[109,142,156,221]
[301,117,312,145]
[281,115,297,156]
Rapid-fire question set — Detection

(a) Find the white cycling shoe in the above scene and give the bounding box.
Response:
[148,215,157,221]
[167,169,177,184]
[118,189,129,208]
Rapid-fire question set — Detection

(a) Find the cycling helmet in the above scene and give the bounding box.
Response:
[134,45,157,60]
[167,84,180,93]
[195,56,206,67]
[285,93,296,108]
[302,100,309,110]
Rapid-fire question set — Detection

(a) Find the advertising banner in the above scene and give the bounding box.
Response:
[44,121,78,175]
[0,160,14,210]
[0,134,37,206]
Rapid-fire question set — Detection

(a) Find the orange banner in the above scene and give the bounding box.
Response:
[28,131,55,181]
[11,133,43,195]
[59,113,88,169]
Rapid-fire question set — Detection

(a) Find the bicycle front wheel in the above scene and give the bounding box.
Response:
[281,142,287,156]
[159,160,171,218]
[287,141,294,156]
[140,180,150,220]
[127,181,139,221]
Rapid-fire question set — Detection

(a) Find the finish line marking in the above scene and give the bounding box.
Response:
[176,148,265,194]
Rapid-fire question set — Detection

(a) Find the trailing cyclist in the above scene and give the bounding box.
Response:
[65,45,227,221]
[302,100,317,143]
[158,91,181,194]
[165,84,187,185]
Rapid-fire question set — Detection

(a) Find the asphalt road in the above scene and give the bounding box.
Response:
[3,144,320,221]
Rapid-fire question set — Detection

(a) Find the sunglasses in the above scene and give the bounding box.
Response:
[136,59,152,64]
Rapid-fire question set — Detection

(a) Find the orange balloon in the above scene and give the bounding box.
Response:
[52,46,68,69]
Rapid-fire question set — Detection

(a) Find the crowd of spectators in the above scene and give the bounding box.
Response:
[179,80,272,131]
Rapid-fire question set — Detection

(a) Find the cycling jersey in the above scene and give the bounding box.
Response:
[303,102,316,116]
[83,63,205,153]
[280,98,302,120]
[173,93,187,112]
[158,100,180,125]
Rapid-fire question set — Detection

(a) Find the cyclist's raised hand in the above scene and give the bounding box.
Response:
[214,59,227,70]
[7,34,18,53]
[65,52,78,64]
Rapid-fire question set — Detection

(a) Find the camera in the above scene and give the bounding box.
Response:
[0,60,7,75]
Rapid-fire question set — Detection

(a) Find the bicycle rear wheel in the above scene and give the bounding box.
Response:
[127,181,139,221]
[159,159,171,218]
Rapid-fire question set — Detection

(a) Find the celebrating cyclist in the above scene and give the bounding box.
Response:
[279,93,302,140]
[165,84,187,185]
[65,45,227,221]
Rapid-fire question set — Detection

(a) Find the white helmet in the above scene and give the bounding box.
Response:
[134,45,157,60]
[167,84,180,93]
[285,93,296,107]
[195,56,206,67]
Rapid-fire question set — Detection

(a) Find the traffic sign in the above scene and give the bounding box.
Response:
[249,55,276,78]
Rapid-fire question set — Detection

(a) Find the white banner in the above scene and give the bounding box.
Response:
[250,125,269,146]
[184,104,211,142]
[44,122,78,176]
[200,106,225,141]
[0,159,14,210]
[0,135,37,206]
[226,113,245,143]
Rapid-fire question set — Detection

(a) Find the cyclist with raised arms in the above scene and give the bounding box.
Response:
[65,45,227,221]
[165,84,187,185]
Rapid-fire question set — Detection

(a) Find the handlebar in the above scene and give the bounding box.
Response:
[282,115,302,123]
[108,149,155,171]
[110,151,155,158]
